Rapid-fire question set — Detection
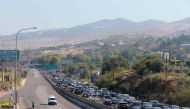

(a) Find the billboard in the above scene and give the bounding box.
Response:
[0,50,19,60]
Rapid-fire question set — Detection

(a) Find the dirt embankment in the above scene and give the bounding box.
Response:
[0,78,27,97]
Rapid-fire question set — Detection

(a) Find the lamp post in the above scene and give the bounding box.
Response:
[14,27,37,109]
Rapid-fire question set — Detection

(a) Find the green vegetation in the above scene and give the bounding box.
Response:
[133,55,164,75]
[175,86,190,106]
[31,54,62,69]
[96,56,131,92]
[102,56,128,74]
[31,34,190,106]
[136,72,190,106]
[96,70,133,93]
[95,53,190,106]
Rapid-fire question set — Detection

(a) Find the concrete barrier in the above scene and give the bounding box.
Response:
[41,72,114,109]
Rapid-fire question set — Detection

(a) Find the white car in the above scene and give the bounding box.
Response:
[48,95,57,105]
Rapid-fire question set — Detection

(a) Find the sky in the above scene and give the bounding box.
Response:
[1,0,190,35]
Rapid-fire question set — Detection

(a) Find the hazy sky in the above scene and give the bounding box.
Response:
[1,0,190,35]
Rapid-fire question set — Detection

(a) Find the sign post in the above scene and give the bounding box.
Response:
[0,50,19,109]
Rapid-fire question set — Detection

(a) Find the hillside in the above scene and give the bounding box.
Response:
[1,18,190,49]
[96,68,190,107]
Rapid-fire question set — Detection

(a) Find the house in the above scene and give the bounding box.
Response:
[170,59,190,72]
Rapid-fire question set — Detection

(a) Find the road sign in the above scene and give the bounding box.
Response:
[0,50,19,60]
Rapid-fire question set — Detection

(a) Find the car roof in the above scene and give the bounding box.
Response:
[49,95,56,98]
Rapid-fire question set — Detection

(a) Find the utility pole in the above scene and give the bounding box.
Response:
[164,50,170,97]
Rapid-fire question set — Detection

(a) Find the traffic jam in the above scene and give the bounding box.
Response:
[42,70,189,109]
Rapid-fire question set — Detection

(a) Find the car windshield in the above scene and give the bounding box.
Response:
[111,94,116,97]
[104,96,110,99]
[50,98,56,100]
[117,96,123,99]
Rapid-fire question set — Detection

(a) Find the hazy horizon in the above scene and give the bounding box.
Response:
[1,0,190,35]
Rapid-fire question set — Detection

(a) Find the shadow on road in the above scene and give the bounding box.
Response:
[40,103,48,105]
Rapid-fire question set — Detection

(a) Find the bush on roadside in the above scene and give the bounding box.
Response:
[174,87,190,107]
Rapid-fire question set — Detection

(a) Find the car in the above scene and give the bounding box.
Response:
[160,105,171,109]
[48,95,57,105]
[102,90,110,96]
[118,101,128,109]
[110,92,119,104]
[73,87,83,95]
[127,101,141,109]
[122,94,130,102]
[111,97,118,104]
[102,95,112,105]
[131,105,141,109]
[93,86,99,90]
[117,94,125,102]
[89,94,96,101]
[150,100,159,107]
[169,105,180,109]
[146,107,162,109]
[181,107,190,109]
[95,90,102,97]
[89,94,100,102]
[142,102,153,109]
[81,92,91,98]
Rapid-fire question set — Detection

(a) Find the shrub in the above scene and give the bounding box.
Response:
[133,55,164,75]
[175,87,190,107]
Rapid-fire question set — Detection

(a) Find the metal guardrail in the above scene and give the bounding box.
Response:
[41,71,114,109]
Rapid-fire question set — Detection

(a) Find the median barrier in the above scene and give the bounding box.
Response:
[41,72,114,109]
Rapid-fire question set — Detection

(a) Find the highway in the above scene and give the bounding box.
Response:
[19,68,81,109]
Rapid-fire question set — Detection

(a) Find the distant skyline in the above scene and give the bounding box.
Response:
[1,0,190,35]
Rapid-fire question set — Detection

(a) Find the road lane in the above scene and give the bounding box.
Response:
[19,69,81,109]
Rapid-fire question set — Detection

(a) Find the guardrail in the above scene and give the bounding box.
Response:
[41,71,114,109]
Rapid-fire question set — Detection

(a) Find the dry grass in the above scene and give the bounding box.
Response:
[43,48,84,56]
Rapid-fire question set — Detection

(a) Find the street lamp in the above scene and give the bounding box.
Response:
[14,27,37,109]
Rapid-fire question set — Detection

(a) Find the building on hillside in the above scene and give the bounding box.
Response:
[169,59,190,72]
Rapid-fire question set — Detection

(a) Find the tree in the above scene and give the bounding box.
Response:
[79,64,89,79]
[122,50,135,60]
[101,56,128,74]
[133,55,164,75]
[49,56,60,65]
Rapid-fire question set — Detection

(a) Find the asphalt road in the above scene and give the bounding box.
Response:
[19,68,81,109]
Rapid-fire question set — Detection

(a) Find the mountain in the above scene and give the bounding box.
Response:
[138,20,166,27]
[175,17,190,24]
[1,18,190,49]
